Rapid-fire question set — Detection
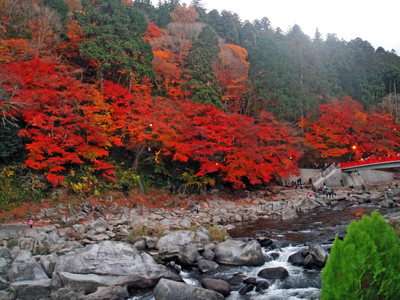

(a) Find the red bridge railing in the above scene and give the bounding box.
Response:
[339,154,400,169]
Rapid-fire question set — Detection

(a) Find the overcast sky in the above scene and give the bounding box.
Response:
[176,0,400,54]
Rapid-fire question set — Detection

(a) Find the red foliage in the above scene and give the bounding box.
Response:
[302,97,400,160]
[1,59,117,185]
[167,103,300,188]
[104,81,299,188]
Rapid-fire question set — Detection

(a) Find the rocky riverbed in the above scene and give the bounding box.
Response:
[1,183,400,299]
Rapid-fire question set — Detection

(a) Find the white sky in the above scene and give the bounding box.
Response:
[178,0,400,54]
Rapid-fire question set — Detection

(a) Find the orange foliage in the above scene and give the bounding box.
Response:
[0,39,36,63]
[170,6,199,23]
[215,44,250,113]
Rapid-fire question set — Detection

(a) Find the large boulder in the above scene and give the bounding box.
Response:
[157,227,211,250]
[197,259,219,273]
[258,267,289,280]
[54,241,180,289]
[158,243,200,267]
[157,228,211,267]
[153,278,225,300]
[201,278,230,296]
[214,239,265,266]
[10,279,51,300]
[308,244,328,267]
[288,251,305,266]
[7,250,48,282]
[51,272,131,296]
[296,198,321,212]
[40,253,58,276]
[0,247,12,284]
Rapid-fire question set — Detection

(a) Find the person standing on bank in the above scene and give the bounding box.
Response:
[29,219,34,229]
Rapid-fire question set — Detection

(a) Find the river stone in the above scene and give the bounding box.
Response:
[296,198,321,212]
[85,285,129,300]
[239,283,254,295]
[308,244,328,266]
[40,253,58,276]
[144,236,158,250]
[214,239,265,266]
[194,227,212,243]
[153,278,225,300]
[0,247,12,281]
[81,201,92,213]
[10,278,51,300]
[54,241,180,288]
[227,273,246,286]
[179,219,191,228]
[48,241,83,255]
[51,272,133,295]
[133,239,147,251]
[201,248,215,261]
[157,231,195,249]
[288,251,305,266]
[198,259,219,273]
[258,267,289,280]
[201,278,230,296]
[86,233,110,241]
[281,207,298,219]
[303,254,314,269]
[7,250,48,282]
[255,280,269,292]
[256,237,273,248]
[243,277,257,285]
[158,243,200,267]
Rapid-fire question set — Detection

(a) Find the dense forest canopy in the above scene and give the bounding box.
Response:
[1,0,400,202]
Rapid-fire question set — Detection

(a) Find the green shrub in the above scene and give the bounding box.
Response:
[208,225,228,242]
[320,211,400,299]
[125,226,165,243]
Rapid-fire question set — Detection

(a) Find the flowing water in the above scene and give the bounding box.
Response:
[130,204,399,300]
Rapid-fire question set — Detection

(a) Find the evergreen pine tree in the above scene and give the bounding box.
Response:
[183,25,222,109]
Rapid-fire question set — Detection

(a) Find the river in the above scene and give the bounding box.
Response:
[131,203,399,300]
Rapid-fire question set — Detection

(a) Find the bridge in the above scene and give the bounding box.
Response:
[339,155,400,172]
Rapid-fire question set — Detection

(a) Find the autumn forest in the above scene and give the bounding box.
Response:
[1,0,400,210]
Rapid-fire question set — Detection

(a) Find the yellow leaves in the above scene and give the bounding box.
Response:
[1,167,14,178]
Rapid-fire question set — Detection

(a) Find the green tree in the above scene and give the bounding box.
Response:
[155,4,173,28]
[182,25,222,108]
[75,0,154,91]
[219,10,240,44]
[190,0,207,23]
[321,211,400,299]
[42,0,69,22]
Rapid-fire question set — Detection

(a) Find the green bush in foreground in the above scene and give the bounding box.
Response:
[320,211,400,299]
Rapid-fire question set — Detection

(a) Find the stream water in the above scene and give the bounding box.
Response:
[131,204,399,300]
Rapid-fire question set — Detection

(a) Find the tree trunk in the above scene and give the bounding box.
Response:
[100,62,104,95]
[129,68,132,93]
[133,145,146,194]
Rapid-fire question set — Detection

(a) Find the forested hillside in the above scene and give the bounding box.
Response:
[1,0,400,207]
